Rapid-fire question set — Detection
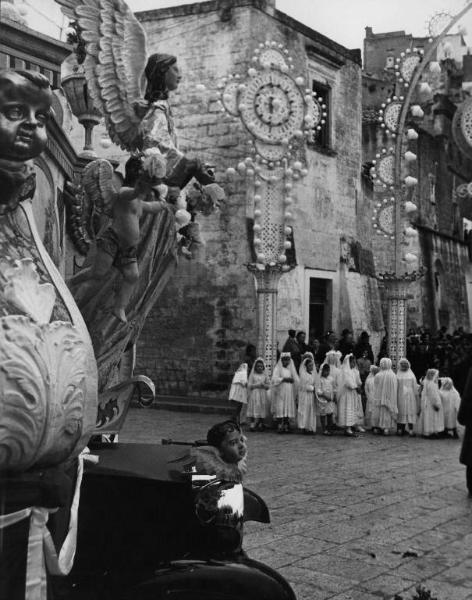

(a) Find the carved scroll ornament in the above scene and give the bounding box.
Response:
[0,259,96,471]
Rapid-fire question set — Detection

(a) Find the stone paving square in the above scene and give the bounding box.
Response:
[121,408,472,600]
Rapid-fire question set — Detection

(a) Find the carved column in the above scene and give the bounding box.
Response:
[249,265,283,373]
[384,278,409,369]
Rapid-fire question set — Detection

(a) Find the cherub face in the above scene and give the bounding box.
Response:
[0,74,52,161]
[164,63,181,91]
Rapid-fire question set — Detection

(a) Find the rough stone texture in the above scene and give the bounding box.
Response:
[136,1,384,395]
[122,408,472,600]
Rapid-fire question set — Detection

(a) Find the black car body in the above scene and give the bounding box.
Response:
[52,443,296,600]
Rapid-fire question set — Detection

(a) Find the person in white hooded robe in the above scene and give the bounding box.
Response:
[321,350,342,423]
[374,357,398,435]
[337,354,361,436]
[417,369,444,438]
[396,357,419,436]
[228,363,248,424]
[297,356,318,433]
[271,352,299,433]
[364,364,380,429]
[439,377,461,438]
[247,357,270,432]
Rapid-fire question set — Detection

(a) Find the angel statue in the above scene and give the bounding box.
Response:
[59,0,224,391]
[79,150,168,323]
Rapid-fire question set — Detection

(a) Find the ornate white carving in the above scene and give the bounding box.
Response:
[1,258,55,324]
[0,259,95,471]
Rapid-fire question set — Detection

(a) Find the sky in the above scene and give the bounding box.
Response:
[18,0,472,52]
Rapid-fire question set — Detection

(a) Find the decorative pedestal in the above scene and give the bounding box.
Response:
[249,265,283,374]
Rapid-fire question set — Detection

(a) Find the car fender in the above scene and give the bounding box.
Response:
[126,558,296,600]
[244,487,270,523]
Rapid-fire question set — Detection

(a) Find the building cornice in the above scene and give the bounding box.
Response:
[0,19,70,67]
[136,0,361,66]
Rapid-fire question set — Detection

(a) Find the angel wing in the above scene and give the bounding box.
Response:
[82,159,119,218]
[57,0,148,151]
[64,159,119,255]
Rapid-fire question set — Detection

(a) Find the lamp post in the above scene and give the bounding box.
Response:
[218,41,322,372]
[371,4,472,368]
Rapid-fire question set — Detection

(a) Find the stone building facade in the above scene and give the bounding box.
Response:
[362,27,472,334]
[135,0,384,397]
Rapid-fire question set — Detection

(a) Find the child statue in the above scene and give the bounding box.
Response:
[0,69,52,213]
[80,150,169,322]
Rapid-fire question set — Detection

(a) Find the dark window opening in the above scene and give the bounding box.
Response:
[311,80,331,150]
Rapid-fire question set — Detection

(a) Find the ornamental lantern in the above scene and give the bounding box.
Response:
[61,59,102,158]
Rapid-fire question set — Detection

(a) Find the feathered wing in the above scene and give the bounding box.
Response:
[82,159,118,219]
[63,0,148,151]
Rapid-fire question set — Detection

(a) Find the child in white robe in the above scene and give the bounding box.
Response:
[317,363,335,435]
[396,357,419,436]
[337,354,361,436]
[440,377,461,438]
[352,359,366,432]
[321,350,342,423]
[271,352,298,433]
[364,365,379,429]
[417,369,444,438]
[297,356,317,434]
[247,357,270,432]
[228,363,248,425]
[374,357,398,435]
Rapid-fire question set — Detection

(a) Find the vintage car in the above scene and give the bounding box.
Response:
[50,441,296,600]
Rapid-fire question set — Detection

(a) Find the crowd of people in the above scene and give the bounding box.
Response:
[226,328,466,439]
[406,327,472,394]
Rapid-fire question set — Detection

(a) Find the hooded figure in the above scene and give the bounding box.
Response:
[321,350,341,397]
[297,356,317,433]
[337,353,360,435]
[228,363,248,424]
[439,377,461,436]
[396,358,419,435]
[417,369,444,437]
[364,365,380,429]
[373,357,398,434]
[229,363,248,403]
[271,352,299,432]
[247,357,270,430]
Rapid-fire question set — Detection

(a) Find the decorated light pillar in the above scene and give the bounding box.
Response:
[369,4,472,365]
[248,264,284,371]
[218,41,324,372]
[379,275,414,368]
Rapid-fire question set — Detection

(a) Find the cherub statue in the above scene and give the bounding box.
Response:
[79,150,168,322]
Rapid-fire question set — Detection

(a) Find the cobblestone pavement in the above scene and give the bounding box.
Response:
[121,408,472,600]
